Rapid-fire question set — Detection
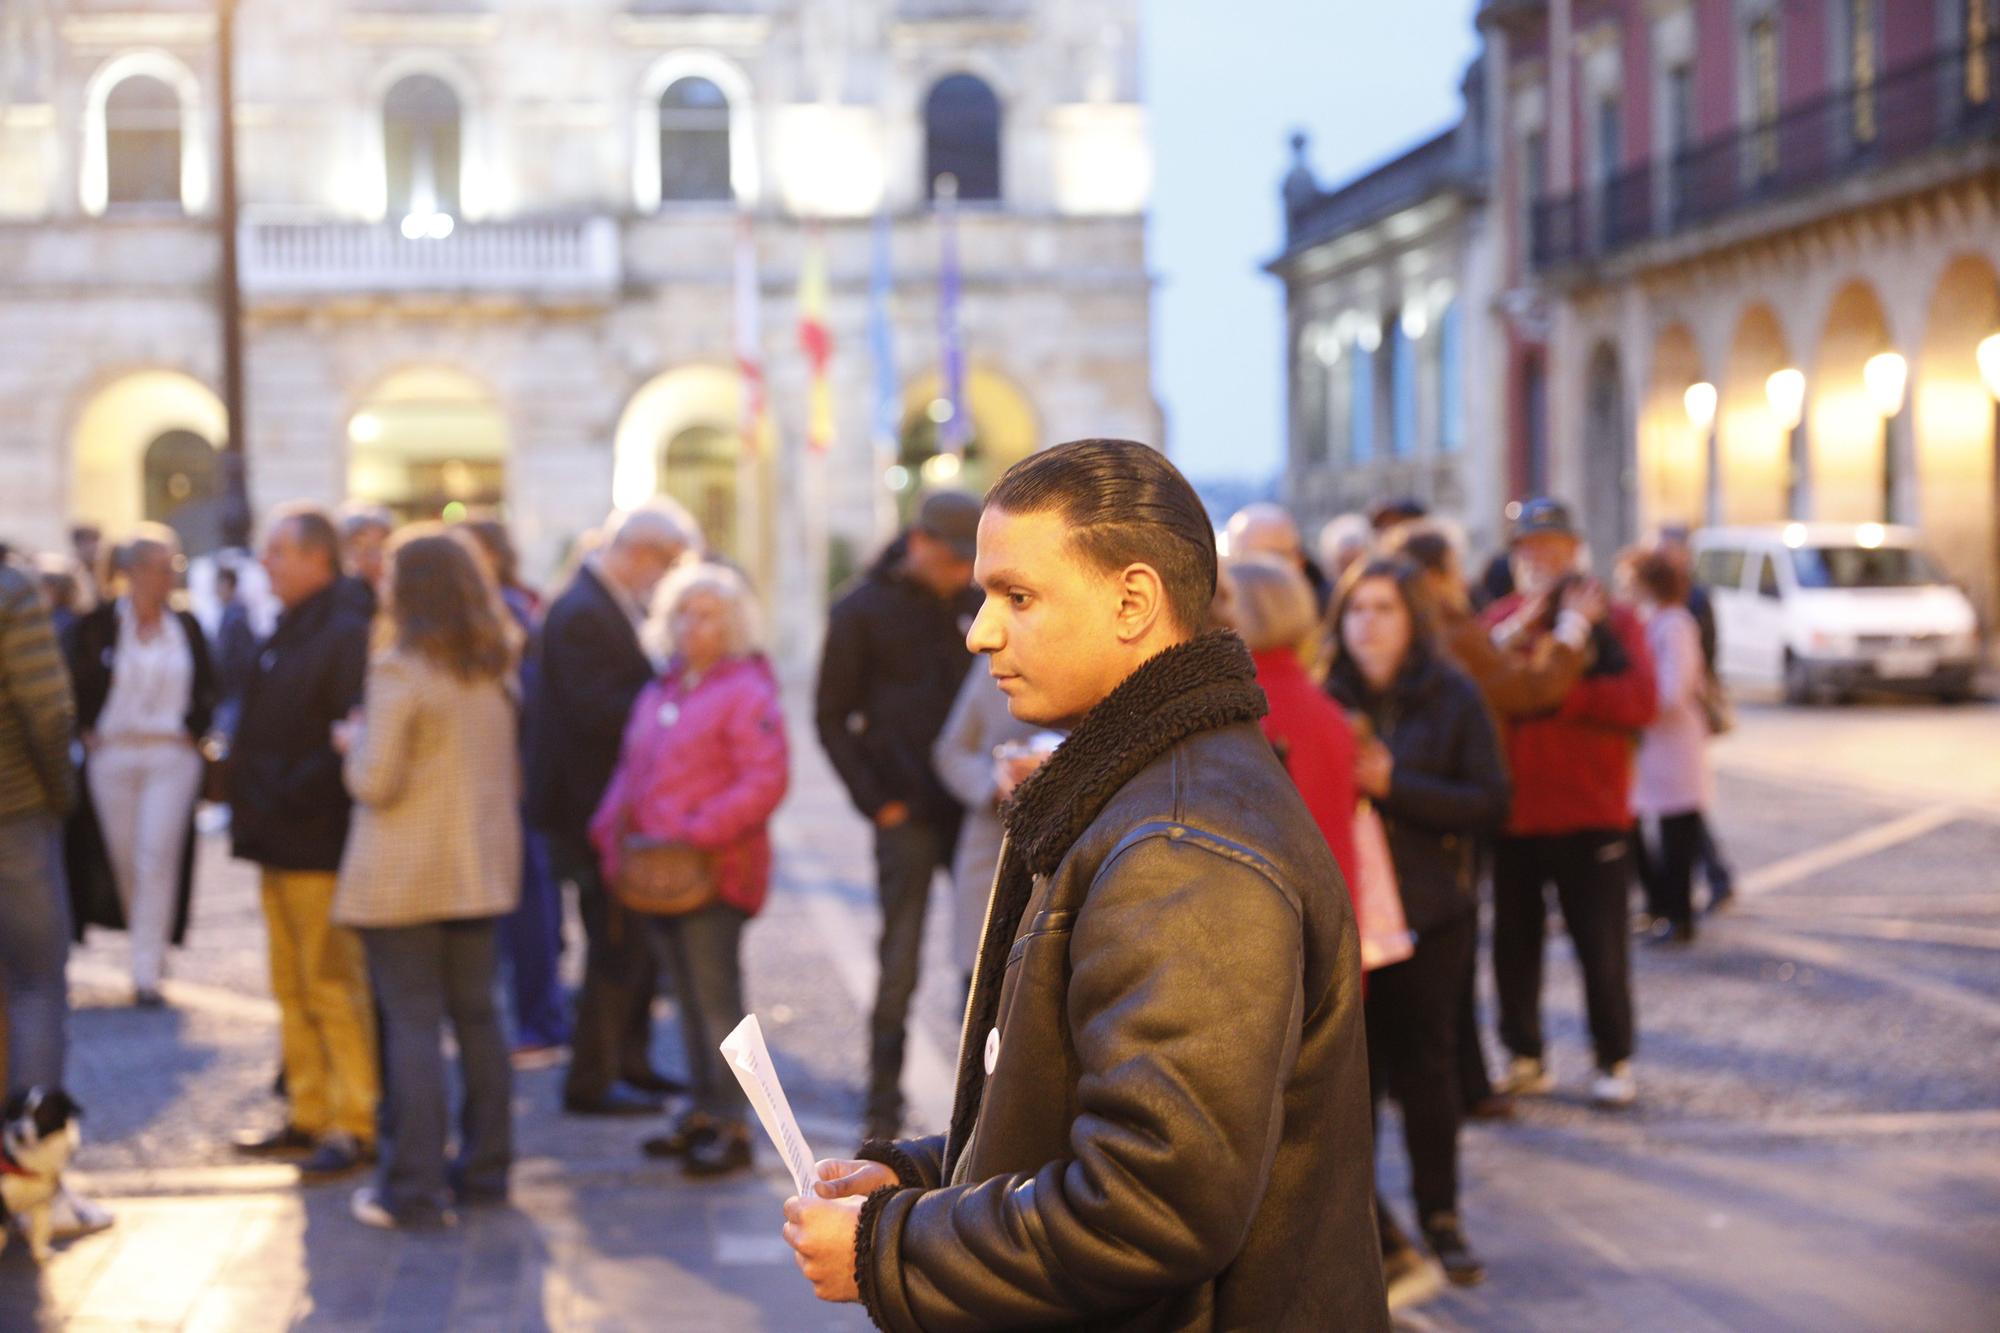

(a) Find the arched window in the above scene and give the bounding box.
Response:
[383,74,462,222]
[924,73,1001,202]
[659,76,733,203]
[105,74,182,209]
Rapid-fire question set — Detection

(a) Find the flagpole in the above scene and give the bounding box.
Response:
[732,210,767,594]
[868,206,900,542]
[936,172,969,458]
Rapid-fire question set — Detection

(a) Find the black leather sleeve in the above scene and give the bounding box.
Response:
[859,1134,945,1190]
[858,837,1306,1331]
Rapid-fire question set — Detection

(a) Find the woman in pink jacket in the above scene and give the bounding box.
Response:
[590,561,789,1176]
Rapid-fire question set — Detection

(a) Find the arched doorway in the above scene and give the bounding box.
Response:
[1582,342,1634,566]
[1916,254,2000,624]
[1638,324,1704,531]
[613,365,773,590]
[923,73,1002,201]
[71,369,227,546]
[1719,303,1794,523]
[1810,280,1894,523]
[143,428,224,555]
[894,366,1037,525]
[346,367,506,524]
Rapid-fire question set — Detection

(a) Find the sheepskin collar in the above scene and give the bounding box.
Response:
[933,630,1269,1179]
[1000,629,1269,877]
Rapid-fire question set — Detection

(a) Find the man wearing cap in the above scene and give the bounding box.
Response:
[816,492,983,1142]
[1480,498,1656,1109]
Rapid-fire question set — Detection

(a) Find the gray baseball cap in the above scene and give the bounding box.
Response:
[916,490,981,561]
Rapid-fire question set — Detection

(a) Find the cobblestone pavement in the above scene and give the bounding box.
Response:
[4,696,1998,1330]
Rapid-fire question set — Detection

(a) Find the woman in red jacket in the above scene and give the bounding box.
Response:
[1222,557,1360,909]
[591,561,789,1176]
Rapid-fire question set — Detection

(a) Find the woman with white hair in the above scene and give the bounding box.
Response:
[589,561,789,1177]
[65,524,217,1006]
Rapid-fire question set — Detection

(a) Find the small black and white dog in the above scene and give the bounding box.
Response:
[1,1087,83,1261]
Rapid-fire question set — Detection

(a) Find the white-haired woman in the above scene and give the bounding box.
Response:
[589,561,789,1177]
[66,524,216,1006]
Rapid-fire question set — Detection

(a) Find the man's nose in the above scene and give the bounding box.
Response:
[966,597,1003,654]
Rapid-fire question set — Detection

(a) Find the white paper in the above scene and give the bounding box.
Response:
[719,1013,817,1198]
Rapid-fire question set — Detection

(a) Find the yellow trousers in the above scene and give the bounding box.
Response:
[260,869,377,1142]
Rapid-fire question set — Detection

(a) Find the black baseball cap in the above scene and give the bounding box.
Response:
[916,491,981,561]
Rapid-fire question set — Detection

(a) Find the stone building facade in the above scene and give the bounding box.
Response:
[1268,78,1504,555]
[1275,0,2000,617]
[0,0,1157,664]
[1492,0,2000,616]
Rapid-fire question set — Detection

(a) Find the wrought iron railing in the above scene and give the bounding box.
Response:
[1533,37,2000,269]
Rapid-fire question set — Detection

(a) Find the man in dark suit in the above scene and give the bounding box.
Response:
[527,502,700,1116]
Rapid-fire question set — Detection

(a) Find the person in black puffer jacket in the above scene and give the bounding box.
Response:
[1326,555,1511,1298]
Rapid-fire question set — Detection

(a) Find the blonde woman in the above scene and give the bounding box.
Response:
[65,525,216,1006]
[591,561,789,1176]
[334,527,521,1229]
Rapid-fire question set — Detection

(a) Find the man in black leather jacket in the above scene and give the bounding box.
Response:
[784,440,1388,1331]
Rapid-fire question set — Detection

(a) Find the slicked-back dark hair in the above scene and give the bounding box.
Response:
[984,438,1217,634]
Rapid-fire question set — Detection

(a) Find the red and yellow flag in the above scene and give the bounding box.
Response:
[796,229,835,454]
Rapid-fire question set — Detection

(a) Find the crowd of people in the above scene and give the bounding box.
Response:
[0,461,1734,1311]
[1199,492,1736,1309]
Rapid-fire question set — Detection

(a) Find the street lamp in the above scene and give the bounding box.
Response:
[1766,368,1807,519]
[1863,350,1909,524]
[214,0,250,551]
[1684,381,1717,525]
[1978,332,2000,400]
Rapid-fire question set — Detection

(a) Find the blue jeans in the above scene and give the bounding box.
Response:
[0,811,70,1094]
[362,918,513,1219]
[500,826,570,1049]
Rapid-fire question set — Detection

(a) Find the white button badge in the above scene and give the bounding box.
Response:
[983,1027,1000,1076]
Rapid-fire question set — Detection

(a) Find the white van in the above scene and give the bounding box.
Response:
[1691,523,1981,703]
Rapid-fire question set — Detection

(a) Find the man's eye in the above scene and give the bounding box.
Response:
[1008,592,1031,609]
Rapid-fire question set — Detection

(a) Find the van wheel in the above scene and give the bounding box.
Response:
[1782,651,1813,706]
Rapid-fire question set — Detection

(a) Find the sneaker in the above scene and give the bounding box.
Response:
[1591,1061,1637,1108]
[1381,1238,1447,1312]
[683,1123,753,1179]
[509,1044,568,1072]
[232,1123,316,1158]
[1423,1212,1486,1287]
[299,1132,368,1179]
[642,1111,720,1160]
[351,1185,457,1231]
[1494,1055,1554,1097]
[50,1183,116,1240]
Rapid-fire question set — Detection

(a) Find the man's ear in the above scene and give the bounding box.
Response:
[1112,562,1167,644]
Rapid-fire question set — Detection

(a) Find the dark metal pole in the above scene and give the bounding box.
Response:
[216,0,250,550]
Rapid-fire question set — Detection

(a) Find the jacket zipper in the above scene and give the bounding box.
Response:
[943,831,1010,1172]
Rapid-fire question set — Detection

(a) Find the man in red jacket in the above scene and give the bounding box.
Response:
[1479,499,1656,1109]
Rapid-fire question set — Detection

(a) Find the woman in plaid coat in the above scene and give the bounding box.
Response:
[334,527,521,1230]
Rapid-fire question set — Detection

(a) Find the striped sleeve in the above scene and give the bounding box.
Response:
[0,567,79,818]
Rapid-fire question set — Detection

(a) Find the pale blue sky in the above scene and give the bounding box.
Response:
[1143,1,1481,484]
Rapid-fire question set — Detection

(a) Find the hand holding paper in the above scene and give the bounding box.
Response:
[719,1013,817,1198]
